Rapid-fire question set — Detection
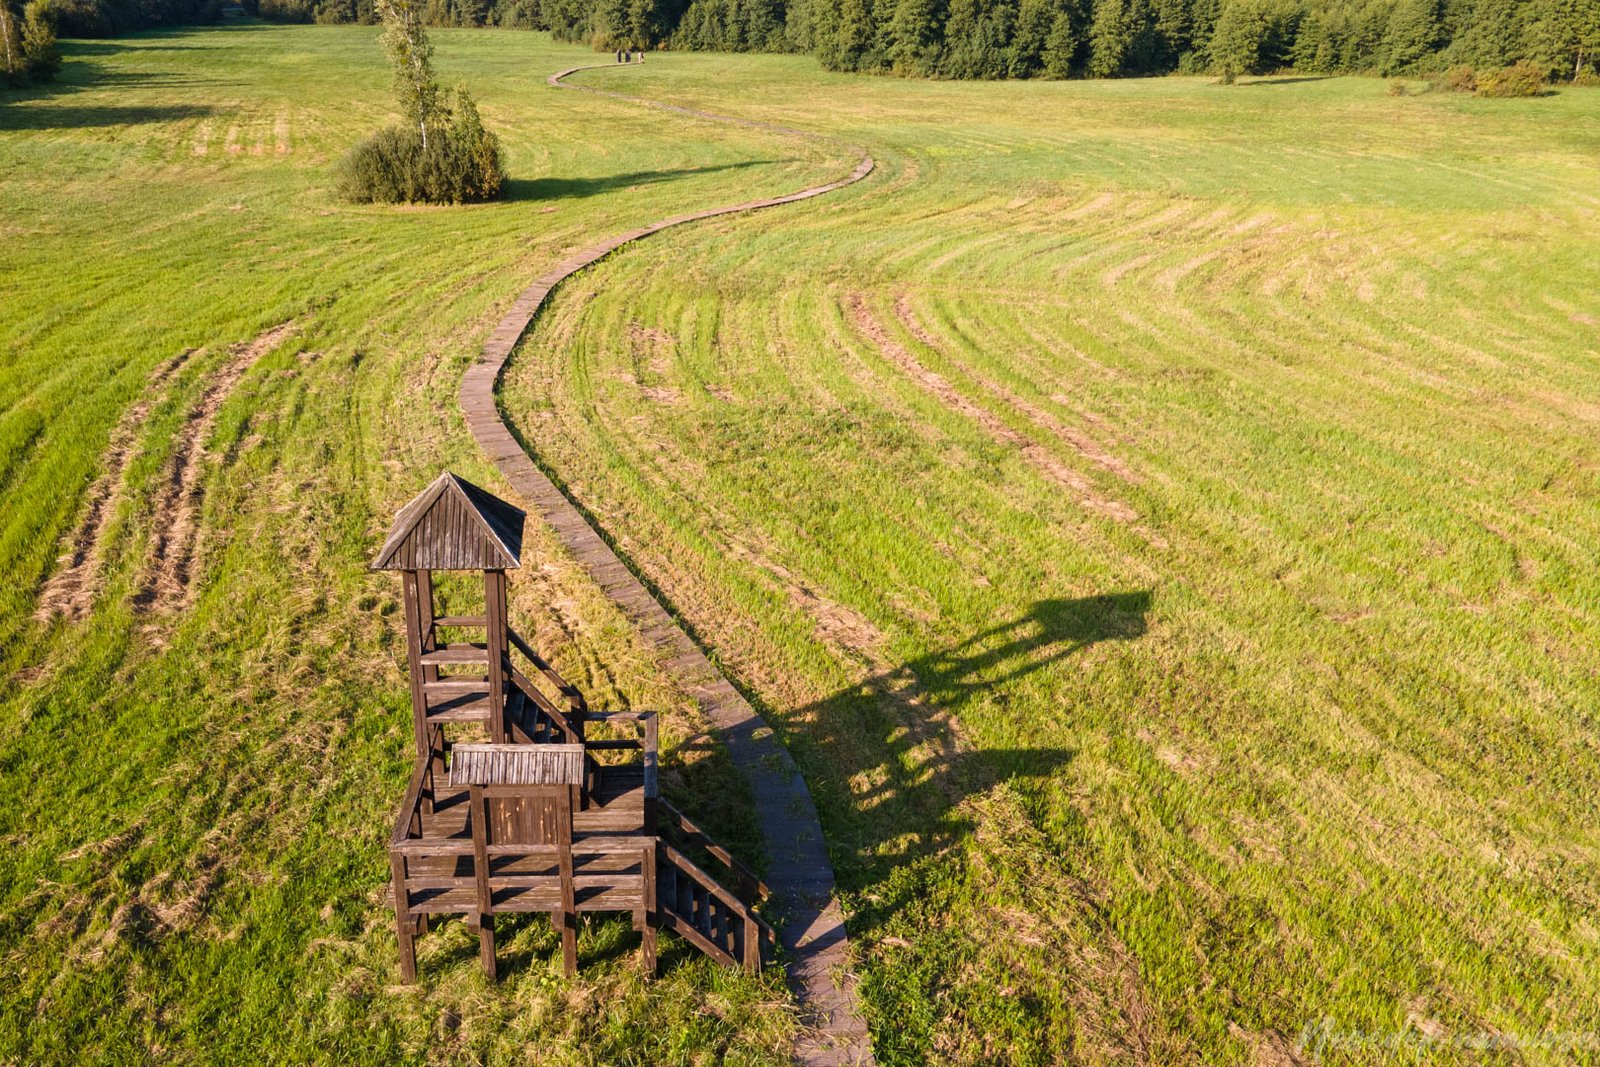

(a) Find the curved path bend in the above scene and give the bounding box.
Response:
[458,63,875,1066]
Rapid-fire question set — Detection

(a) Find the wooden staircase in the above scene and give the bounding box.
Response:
[655,798,776,971]
[658,845,773,970]
[376,472,773,980]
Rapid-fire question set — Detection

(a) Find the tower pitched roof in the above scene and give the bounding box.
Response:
[371,472,525,571]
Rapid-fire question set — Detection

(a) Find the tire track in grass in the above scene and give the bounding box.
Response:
[35,348,196,622]
[460,64,876,1067]
[137,320,298,614]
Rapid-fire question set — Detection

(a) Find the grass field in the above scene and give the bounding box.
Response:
[0,25,843,1064]
[4,20,1600,1067]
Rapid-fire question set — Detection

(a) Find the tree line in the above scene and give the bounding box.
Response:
[251,0,1599,80]
[643,0,1597,79]
[12,0,222,38]
[15,0,1593,83]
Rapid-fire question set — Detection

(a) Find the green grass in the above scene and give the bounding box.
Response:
[500,60,1600,1065]
[4,21,1600,1066]
[0,24,840,1064]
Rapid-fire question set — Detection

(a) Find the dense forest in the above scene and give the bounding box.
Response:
[17,0,223,36]
[242,0,1599,80]
[7,0,1595,80]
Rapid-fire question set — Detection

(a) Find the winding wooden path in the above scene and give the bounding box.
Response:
[458,63,876,1066]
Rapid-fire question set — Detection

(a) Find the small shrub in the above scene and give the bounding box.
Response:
[1574,68,1600,88]
[1428,64,1475,93]
[1386,77,1408,96]
[1476,60,1546,97]
[339,88,504,204]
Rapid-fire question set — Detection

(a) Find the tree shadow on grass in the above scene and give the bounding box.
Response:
[667,590,1152,943]
[0,102,214,131]
[502,160,784,203]
[784,592,1152,902]
[1245,75,1333,86]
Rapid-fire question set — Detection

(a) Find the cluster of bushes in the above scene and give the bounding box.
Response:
[339,88,505,202]
[1,0,59,86]
[1391,58,1551,94]
[1426,58,1550,94]
[1473,58,1552,93]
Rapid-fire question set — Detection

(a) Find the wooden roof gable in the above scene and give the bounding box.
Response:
[371,472,525,571]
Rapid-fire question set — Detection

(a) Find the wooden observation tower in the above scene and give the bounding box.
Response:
[375,472,773,981]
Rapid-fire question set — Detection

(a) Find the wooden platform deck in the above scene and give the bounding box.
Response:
[402,766,648,842]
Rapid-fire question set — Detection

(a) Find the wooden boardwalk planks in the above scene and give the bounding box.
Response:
[459,64,875,1067]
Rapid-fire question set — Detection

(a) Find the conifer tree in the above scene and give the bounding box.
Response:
[1087,0,1133,72]
[1010,0,1056,72]
[1382,0,1440,71]
[1210,0,1266,76]
[887,0,946,71]
[1041,6,1077,71]
[21,0,57,80]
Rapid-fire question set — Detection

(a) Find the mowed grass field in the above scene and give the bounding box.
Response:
[0,24,849,1065]
[1,20,1598,1067]
[499,61,1600,1064]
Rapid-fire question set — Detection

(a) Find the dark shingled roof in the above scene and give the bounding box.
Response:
[371,472,525,571]
[449,743,586,787]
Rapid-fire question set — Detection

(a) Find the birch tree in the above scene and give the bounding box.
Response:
[375,0,441,148]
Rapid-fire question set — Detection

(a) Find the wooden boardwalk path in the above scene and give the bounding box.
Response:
[459,63,875,1066]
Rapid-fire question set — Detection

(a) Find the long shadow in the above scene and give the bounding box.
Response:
[770,592,1152,930]
[1,23,254,111]
[0,103,213,131]
[502,160,784,203]
[1245,75,1333,86]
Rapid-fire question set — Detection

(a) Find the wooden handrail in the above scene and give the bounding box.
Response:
[390,749,437,847]
[660,843,774,942]
[658,798,769,903]
[506,666,582,743]
[580,712,657,797]
[392,840,476,857]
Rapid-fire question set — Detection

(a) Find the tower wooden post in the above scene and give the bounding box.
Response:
[372,472,526,755]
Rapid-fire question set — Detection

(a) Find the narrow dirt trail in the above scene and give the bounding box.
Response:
[459,64,876,1066]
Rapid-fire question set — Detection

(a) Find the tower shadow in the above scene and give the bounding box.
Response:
[771,592,1152,926]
